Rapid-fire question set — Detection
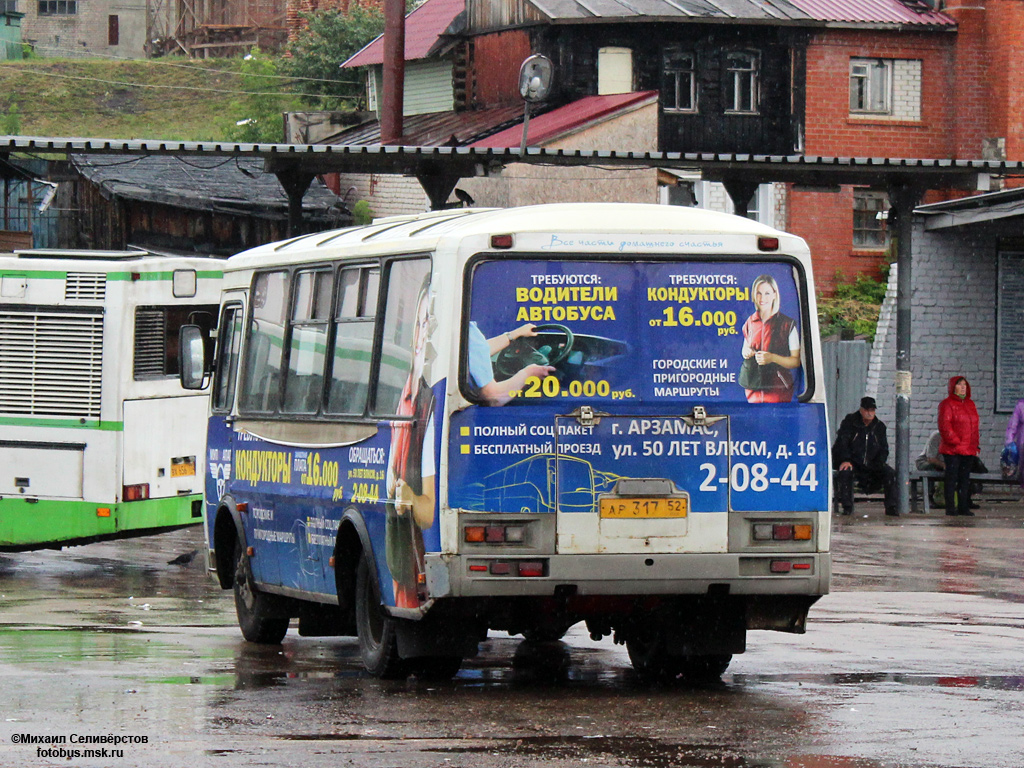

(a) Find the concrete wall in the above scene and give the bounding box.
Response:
[23,0,147,58]
[868,218,1011,469]
[458,101,659,207]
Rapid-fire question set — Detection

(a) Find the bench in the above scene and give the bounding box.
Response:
[910,470,1019,514]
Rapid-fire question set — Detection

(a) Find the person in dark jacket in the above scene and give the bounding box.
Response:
[832,396,897,516]
[938,375,981,516]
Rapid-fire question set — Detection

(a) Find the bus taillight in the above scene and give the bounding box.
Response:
[465,524,526,544]
[122,483,150,502]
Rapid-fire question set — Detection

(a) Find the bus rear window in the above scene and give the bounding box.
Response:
[463,258,805,406]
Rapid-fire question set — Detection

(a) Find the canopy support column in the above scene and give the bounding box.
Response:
[887,182,925,516]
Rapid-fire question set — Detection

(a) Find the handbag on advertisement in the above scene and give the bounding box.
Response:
[738,356,791,391]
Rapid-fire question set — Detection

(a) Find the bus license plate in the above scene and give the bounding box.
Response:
[600,497,687,519]
[170,459,196,477]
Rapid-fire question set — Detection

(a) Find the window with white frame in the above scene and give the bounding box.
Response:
[853,190,890,249]
[663,47,697,112]
[725,51,759,114]
[850,58,892,115]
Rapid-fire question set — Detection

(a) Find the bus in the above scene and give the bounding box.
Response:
[0,249,221,551]
[180,203,831,680]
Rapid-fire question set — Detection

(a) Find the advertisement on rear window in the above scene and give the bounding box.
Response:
[463,259,804,406]
[450,256,828,514]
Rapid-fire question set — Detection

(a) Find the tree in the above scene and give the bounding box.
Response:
[285,6,385,109]
[225,49,299,143]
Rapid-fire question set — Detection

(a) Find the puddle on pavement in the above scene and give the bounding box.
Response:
[731,671,1024,691]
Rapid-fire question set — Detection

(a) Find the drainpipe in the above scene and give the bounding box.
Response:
[380,0,405,145]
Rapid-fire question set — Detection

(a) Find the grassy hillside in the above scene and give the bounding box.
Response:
[0,58,283,141]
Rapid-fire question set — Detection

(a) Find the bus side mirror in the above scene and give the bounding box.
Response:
[179,324,208,390]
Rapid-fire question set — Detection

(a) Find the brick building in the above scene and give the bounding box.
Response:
[867,188,1024,468]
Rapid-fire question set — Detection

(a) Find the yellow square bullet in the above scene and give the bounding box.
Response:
[460,444,470,454]
[460,426,470,436]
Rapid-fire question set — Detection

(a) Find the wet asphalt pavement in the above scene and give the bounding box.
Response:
[1,498,1023,768]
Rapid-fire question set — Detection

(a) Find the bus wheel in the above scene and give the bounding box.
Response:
[677,654,732,682]
[627,630,731,682]
[411,656,463,681]
[233,548,289,644]
[625,630,676,679]
[355,554,407,679]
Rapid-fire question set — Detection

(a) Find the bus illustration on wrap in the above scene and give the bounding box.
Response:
[0,249,221,551]
[181,203,831,680]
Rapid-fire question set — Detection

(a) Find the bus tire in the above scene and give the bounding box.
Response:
[355,554,407,679]
[411,656,463,681]
[677,654,732,682]
[627,631,731,682]
[233,548,289,644]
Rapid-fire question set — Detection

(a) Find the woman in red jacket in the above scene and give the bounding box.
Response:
[938,376,980,516]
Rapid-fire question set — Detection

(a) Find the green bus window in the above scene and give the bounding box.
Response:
[213,305,242,412]
[373,258,431,417]
[326,266,378,415]
[282,269,332,414]
[239,270,290,413]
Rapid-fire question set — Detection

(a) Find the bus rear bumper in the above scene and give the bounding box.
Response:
[428,552,831,599]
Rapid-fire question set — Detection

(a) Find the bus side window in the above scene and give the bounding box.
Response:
[239,270,290,413]
[372,258,432,416]
[135,304,219,380]
[325,265,378,415]
[213,304,242,412]
[282,269,332,415]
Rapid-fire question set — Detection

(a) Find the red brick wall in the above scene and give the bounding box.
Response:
[944,0,991,158]
[786,186,891,295]
[981,0,1024,163]
[287,0,384,44]
[803,29,959,158]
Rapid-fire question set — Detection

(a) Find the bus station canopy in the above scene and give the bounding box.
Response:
[3,135,1023,214]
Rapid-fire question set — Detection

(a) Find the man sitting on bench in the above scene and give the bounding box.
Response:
[833,396,898,516]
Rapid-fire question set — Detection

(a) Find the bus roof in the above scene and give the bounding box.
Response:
[223,203,804,271]
[1,249,224,271]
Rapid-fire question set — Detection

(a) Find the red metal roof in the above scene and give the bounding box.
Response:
[787,0,954,26]
[342,0,464,68]
[323,104,527,146]
[472,91,659,148]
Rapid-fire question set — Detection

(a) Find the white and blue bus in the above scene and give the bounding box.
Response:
[181,203,831,680]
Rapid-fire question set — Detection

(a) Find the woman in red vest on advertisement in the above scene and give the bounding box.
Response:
[739,274,801,403]
[938,375,980,516]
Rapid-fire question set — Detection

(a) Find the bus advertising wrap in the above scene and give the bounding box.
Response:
[450,258,829,514]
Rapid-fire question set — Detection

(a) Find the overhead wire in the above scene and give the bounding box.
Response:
[11,46,364,86]
[0,61,359,99]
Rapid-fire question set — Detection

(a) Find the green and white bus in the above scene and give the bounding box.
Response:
[0,249,221,551]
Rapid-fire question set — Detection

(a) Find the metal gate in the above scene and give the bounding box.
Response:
[822,339,871,444]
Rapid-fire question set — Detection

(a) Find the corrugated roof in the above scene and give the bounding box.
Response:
[527,0,954,25]
[323,104,527,146]
[342,0,464,68]
[472,91,659,148]
[788,0,953,25]
[528,0,808,22]
[71,155,344,221]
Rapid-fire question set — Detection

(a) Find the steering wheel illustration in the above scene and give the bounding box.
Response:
[493,323,575,379]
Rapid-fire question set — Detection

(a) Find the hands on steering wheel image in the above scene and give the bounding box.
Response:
[467,321,557,405]
[467,319,628,406]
